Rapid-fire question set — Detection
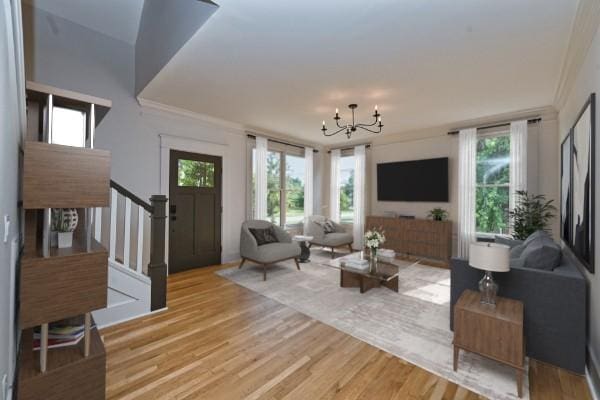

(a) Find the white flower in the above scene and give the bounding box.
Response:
[364,228,385,249]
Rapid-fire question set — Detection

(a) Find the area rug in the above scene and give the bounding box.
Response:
[217,250,529,400]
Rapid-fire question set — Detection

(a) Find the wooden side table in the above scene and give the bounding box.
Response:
[453,290,525,398]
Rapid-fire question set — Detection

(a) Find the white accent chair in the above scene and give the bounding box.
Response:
[239,220,301,280]
[305,215,353,258]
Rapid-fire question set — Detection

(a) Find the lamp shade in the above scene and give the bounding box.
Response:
[469,242,510,272]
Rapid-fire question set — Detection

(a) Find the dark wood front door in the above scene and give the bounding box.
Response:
[169,150,222,273]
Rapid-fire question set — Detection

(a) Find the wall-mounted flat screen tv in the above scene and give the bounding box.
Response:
[377,157,448,202]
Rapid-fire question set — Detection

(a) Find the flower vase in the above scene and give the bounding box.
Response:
[369,247,378,273]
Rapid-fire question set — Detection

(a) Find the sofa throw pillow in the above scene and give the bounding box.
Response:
[517,234,562,270]
[495,235,524,249]
[523,230,550,247]
[249,227,279,246]
[510,244,526,259]
[316,219,336,234]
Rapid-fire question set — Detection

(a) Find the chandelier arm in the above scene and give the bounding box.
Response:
[324,126,348,137]
[357,125,382,134]
[356,120,378,128]
[335,119,345,129]
[356,114,380,128]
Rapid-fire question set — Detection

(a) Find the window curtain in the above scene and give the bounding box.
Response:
[303,147,314,232]
[509,120,528,214]
[458,128,477,258]
[329,149,341,222]
[353,145,366,249]
[254,136,268,220]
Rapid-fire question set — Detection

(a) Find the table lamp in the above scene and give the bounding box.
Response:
[469,242,510,306]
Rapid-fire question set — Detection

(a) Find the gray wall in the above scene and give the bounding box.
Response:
[135,0,218,95]
[558,21,600,390]
[0,0,23,395]
[23,4,247,262]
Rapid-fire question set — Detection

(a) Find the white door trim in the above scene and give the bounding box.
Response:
[159,134,228,273]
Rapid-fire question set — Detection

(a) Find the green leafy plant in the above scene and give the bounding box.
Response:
[509,190,556,240]
[51,208,78,233]
[427,208,448,221]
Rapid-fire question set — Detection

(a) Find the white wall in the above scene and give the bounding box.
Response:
[0,0,24,396]
[23,5,247,262]
[558,22,600,385]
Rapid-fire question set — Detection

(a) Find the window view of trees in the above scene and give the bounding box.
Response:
[476,135,510,234]
[339,156,354,223]
[285,154,305,226]
[266,151,281,224]
[178,159,215,187]
[251,149,305,227]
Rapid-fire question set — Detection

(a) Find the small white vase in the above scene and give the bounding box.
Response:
[57,231,73,248]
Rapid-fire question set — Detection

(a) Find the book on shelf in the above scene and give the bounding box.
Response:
[32,321,95,351]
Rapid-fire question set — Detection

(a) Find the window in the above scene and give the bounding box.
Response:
[476,134,510,235]
[51,106,86,147]
[285,154,305,226]
[339,155,354,224]
[250,147,306,227]
[178,159,215,187]
[267,151,282,225]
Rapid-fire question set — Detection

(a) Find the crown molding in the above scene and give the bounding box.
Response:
[371,105,557,146]
[553,0,600,110]
[137,96,247,132]
[137,96,324,149]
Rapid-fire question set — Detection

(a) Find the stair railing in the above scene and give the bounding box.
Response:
[94,180,167,310]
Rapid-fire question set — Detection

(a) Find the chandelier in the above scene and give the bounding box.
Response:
[321,103,383,139]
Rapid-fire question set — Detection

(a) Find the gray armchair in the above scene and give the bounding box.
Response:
[239,220,301,280]
[305,215,354,258]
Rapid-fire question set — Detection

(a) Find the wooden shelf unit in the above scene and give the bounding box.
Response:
[366,216,452,267]
[19,239,108,329]
[18,83,112,399]
[23,141,111,209]
[17,324,106,400]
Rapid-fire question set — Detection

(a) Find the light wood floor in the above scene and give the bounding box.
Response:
[102,264,592,400]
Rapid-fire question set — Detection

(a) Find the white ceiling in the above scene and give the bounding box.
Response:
[24,0,144,44]
[139,0,578,144]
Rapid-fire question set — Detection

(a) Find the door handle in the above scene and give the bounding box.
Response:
[171,216,177,221]
[170,205,176,214]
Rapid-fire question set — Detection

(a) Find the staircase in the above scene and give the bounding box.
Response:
[92,181,167,328]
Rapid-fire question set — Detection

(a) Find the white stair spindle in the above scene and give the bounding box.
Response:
[136,206,144,274]
[94,207,102,242]
[124,198,132,267]
[109,188,117,262]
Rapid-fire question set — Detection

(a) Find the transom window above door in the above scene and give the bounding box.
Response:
[177,159,215,187]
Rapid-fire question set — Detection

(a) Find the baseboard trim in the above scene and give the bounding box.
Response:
[587,350,600,400]
[96,307,169,330]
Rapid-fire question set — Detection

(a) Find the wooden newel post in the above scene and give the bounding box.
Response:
[149,195,168,310]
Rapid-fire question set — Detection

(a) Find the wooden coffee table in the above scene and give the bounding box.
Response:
[339,258,399,294]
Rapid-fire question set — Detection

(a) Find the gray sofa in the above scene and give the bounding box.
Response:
[239,220,301,280]
[450,234,587,373]
[305,215,354,258]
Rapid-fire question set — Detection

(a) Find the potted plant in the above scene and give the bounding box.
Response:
[509,190,556,240]
[51,208,79,248]
[427,207,448,221]
[364,228,386,272]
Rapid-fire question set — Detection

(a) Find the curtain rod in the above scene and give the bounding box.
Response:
[327,144,371,154]
[246,134,319,152]
[447,118,542,135]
